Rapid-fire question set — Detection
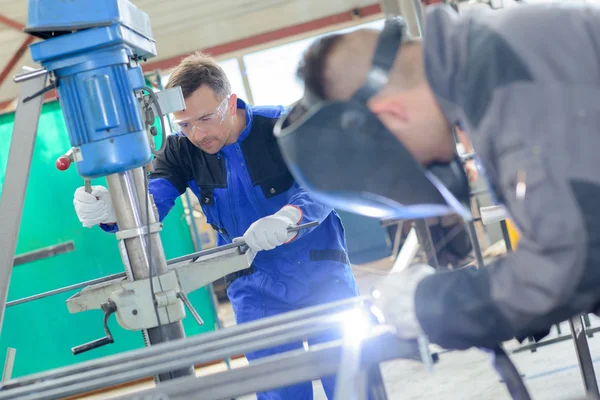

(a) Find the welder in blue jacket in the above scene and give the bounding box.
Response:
[72,51,359,400]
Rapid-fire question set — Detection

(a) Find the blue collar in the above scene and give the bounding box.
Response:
[236,98,252,143]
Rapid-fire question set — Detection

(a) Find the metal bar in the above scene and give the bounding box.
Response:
[168,221,318,264]
[398,0,425,38]
[2,312,354,400]
[0,69,47,334]
[177,292,204,326]
[334,332,366,400]
[238,56,256,105]
[1,349,15,382]
[368,366,389,400]
[13,68,47,83]
[491,346,531,400]
[112,333,412,400]
[106,168,192,381]
[0,297,365,394]
[6,222,319,308]
[13,241,75,266]
[6,272,125,308]
[510,326,600,354]
[467,220,486,268]
[500,220,513,252]
[413,219,439,268]
[569,315,600,396]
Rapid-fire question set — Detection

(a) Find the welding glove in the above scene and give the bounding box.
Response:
[73,186,117,228]
[243,205,302,252]
[370,263,436,339]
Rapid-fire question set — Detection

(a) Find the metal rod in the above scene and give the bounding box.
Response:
[1,312,356,400]
[13,241,75,267]
[113,332,408,400]
[1,349,15,382]
[6,222,318,307]
[511,325,600,354]
[500,220,513,252]
[13,68,47,83]
[168,221,319,264]
[413,219,439,268]
[0,69,47,334]
[0,297,365,392]
[569,315,600,396]
[106,168,192,382]
[368,366,389,400]
[5,272,126,308]
[467,220,486,268]
[177,292,204,326]
[6,221,320,308]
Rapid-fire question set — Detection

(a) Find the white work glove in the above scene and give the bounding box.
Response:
[243,205,302,252]
[370,263,436,339]
[73,185,117,228]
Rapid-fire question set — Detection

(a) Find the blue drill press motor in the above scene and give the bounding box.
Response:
[25,0,158,178]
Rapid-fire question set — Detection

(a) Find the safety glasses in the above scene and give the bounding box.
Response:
[171,95,230,135]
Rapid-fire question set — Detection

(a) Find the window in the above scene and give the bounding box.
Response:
[217,58,249,101]
[243,19,386,106]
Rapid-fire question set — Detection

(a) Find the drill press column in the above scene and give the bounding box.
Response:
[106,167,195,381]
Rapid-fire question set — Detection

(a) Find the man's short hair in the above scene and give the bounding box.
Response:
[166,52,231,99]
[296,34,344,99]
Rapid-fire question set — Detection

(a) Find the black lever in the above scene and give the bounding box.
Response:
[72,301,117,355]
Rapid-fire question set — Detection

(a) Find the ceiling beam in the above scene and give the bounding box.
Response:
[0,14,25,32]
[141,3,382,73]
[0,3,382,111]
[0,36,35,88]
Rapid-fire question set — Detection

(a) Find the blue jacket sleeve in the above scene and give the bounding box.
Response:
[286,185,334,240]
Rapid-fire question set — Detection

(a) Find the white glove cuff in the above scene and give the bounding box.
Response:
[275,205,302,225]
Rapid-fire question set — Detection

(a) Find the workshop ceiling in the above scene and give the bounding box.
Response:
[0,0,381,108]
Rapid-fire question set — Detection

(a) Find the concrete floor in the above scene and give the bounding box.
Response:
[89,255,600,400]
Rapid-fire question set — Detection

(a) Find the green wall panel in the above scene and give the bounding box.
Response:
[0,100,216,378]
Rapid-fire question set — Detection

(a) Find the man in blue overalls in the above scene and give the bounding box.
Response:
[73,51,360,400]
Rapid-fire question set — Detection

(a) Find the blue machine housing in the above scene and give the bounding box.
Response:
[26,0,157,178]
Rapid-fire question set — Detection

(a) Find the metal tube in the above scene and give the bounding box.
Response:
[106,168,193,381]
[112,332,410,400]
[569,315,600,396]
[13,241,75,266]
[467,220,486,268]
[13,68,47,83]
[1,349,16,382]
[0,70,47,334]
[413,219,439,268]
[399,0,425,38]
[2,313,349,400]
[500,220,513,253]
[116,342,346,400]
[1,297,365,392]
[6,272,125,308]
[6,222,319,308]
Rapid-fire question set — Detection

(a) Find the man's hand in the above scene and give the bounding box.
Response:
[73,186,117,228]
[371,263,436,339]
[243,205,302,252]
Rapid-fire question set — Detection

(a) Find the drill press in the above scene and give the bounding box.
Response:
[9,0,192,381]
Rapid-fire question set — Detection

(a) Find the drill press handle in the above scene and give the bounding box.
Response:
[72,301,117,355]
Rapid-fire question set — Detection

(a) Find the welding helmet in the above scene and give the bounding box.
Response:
[274,16,471,221]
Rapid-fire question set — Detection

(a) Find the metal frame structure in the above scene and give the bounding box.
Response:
[0,297,424,400]
[0,68,47,332]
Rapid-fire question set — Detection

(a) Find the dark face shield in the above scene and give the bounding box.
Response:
[274,18,472,221]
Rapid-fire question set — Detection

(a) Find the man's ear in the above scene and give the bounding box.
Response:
[229,93,238,115]
[367,94,409,122]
